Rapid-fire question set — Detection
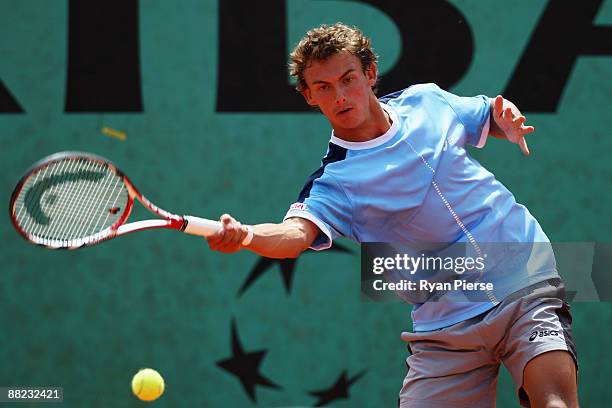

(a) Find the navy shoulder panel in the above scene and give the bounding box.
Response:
[378,89,405,104]
[297,142,347,202]
[379,84,439,104]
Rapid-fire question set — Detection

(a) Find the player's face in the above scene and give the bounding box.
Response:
[301,52,377,132]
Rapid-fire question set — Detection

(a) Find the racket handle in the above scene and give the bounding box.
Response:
[183,215,254,246]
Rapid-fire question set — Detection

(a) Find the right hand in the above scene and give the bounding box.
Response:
[206,213,250,253]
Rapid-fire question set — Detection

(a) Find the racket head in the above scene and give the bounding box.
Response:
[9,151,133,249]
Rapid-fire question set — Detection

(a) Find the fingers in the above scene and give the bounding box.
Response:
[218,215,244,246]
[513,122,533,155]
[518,137,530,156]
[502,107,513,122]
[497,104,516,132]
[513,117,534,155]
[493,95,534,155]
[206,213,248,253]
[521,125,535,135]
[513,116,535,134]
[512,115,525,127]
[494,95,504,117]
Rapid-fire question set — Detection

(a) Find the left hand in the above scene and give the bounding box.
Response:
[492,95,535,155]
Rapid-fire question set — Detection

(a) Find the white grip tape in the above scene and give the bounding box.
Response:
[183,216,254,246]
[183,216,221,236]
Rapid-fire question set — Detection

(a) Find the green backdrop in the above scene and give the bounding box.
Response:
[1,1,611,406]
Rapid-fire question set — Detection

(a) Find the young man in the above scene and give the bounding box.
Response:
[207,23,579,407]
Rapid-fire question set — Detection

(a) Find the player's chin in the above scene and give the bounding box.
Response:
[333,112,362,128]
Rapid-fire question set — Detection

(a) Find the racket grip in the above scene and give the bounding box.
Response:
[183,216,254,246]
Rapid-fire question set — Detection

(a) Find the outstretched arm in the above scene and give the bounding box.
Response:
[206,214,319,259]
[489,95,535,155]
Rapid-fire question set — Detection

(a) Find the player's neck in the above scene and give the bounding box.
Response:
[332,96,392,142]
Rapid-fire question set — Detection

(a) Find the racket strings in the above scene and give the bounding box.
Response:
[51,163,124,241]
[37,176,125,242]
[49,159,104,241]
[78,168,124,240]
[13,158,128,244]
[19,159,59,236]
[33,158,81,239]
[42,160,102,242]
[25,158,90,240]
[17,158,77,241]
[66,160,111,241]
[52,159,107,240]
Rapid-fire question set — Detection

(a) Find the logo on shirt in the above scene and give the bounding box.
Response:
[289,202,307,211]
[529,330,559,341]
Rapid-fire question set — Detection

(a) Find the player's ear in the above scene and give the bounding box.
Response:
[365,62,378,88]
[301,87,317,107]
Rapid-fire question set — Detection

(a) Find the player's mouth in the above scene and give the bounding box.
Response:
[336,107,353,116]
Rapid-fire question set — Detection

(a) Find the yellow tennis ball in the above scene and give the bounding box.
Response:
[131,368,165,402]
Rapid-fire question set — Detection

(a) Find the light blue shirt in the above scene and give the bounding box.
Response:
[285,83,558,331]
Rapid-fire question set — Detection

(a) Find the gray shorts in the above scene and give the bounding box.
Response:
[398,279,577,408]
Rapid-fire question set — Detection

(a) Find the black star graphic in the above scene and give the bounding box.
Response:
[308,370,366,406]
[216,319,282,402]
[238,257,298,296]
[239,242,353,296]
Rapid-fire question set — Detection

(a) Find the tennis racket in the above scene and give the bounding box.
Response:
[9,151,253,249]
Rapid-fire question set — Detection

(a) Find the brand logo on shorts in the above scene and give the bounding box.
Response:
[529,330,560,341]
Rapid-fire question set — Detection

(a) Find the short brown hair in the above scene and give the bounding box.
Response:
[289,23,378,92]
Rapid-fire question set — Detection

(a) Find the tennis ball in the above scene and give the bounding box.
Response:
[131,368,165,402]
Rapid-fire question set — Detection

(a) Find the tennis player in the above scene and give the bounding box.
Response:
[208,23,579,408]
